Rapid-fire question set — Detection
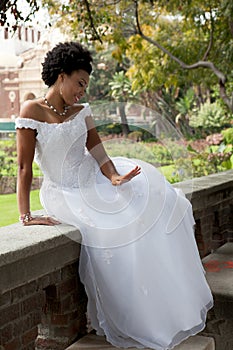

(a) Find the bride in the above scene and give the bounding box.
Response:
[16,41,213,350]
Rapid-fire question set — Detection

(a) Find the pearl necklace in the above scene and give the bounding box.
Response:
[43,97,69,117]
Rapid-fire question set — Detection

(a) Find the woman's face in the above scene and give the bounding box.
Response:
[61,69,90,106]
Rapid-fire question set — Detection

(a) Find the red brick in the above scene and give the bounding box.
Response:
[22,343,36,350]
[57,278,77,296]
[13,312,41,336]
[57,292,81,313]
[69,310,79,322]
[22,326,38,346]
[11,281,38,303]
[0,323,13,344]
[20,292,45,315]
[4,337,21,350]
[58,295,73,313]
[0,304,20,327]
[52,321,78,338]
[50,314,69,326]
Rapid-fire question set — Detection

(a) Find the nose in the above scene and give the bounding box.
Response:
[80,87,85,96]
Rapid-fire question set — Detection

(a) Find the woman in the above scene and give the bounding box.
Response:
[16,41,213,350]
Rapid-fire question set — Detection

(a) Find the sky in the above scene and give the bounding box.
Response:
[6,0,50,31]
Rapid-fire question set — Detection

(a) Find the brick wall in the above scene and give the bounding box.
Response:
[175,170,233,257]
[0,264,87,350]
[0,224,87,350]
[0,170,233,350]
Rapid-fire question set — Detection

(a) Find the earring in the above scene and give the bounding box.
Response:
[60,84,63,96]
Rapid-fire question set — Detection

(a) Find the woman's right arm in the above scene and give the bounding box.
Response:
[16,127,36,219]
[16,128,60,226]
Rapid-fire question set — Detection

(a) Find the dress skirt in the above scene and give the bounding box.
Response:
[40,155,213,350]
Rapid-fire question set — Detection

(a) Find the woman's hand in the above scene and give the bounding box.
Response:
[111,166,141,186]
[23,216,61,226]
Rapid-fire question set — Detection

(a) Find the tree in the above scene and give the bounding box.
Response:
[2,0,233,112]
[108,71,136,135]
[0,0,39,27]
[42,0,233,113]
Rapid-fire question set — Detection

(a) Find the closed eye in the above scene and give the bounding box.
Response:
[79,81,87,92]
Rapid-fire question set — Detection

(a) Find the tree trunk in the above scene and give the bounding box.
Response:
[119,104,130,136]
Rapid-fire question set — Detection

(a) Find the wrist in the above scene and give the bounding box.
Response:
[19,211,33,224]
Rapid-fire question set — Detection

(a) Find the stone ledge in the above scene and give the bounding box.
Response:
[0,210,82,293]
[174,169,233,201]
[65,334,215,350]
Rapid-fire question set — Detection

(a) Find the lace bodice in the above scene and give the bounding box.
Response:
[15,103,94,188]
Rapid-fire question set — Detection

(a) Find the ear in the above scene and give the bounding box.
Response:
[58,72,65,82]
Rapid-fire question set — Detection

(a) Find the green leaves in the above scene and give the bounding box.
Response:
[109,71,135,102]
[189,101,228,132]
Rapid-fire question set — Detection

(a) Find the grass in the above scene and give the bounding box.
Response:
[0,190,42,227]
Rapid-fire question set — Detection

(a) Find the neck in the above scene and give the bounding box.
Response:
[43,93,69,118]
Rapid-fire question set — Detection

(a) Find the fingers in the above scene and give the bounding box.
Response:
[112,165,141,186]
[124,166,141,180]
[24,216,61,226]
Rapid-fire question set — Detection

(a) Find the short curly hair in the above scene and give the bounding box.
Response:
[41,42,93,87]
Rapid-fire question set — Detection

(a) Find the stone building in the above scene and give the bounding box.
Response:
[0,26,65,121]
[0,26,41,120]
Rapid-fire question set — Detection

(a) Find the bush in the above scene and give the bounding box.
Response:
[128,131,143,141]
[96,123,123,135]
[150,143,173,166]
[221,128,233,145]
[185,142,233,177]
[189,101,228,133]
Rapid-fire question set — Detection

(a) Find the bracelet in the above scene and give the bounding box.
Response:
[19,212,33,224]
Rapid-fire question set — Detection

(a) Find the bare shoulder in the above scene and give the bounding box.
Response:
[20,98,45,122]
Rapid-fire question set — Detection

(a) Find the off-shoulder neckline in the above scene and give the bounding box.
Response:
[15,103,90,126]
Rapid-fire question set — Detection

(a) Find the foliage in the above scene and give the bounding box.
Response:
[109,71,135,101]
[185,142,233,177]
[151,143,173,166]
[103,139,156,164]
[175,88,195,123]
[108,71,138,135]
[189,101,228,133]
[0,137,42,194]
[221,128,233,145]
[96,123,123,135]
[127,131,143,141]
[0,137,17,192]
[2,0,233,111]
[87,48,120,102]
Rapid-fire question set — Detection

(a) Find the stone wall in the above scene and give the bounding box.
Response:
[175,169,233,257]
[0,170,233,350]
[0,224,87,350]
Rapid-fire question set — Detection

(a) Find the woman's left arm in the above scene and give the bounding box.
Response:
[85,116,141,185]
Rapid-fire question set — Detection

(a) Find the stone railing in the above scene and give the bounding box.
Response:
[0,170,233,350]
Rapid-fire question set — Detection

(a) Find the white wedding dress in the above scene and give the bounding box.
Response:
[15,104,213,350]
